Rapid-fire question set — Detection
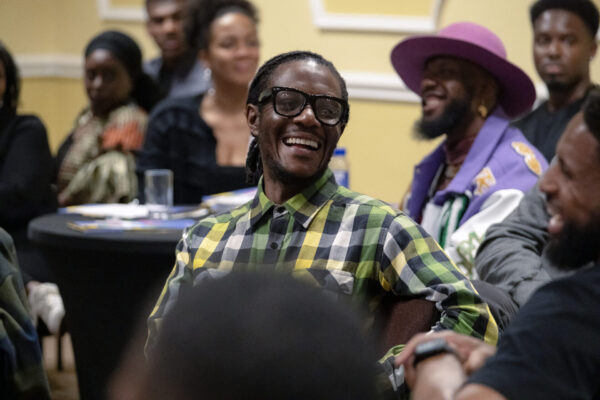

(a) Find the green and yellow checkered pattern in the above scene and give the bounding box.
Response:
[148,169,497,353]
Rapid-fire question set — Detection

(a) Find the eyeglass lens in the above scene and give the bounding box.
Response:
[275,90,343,125]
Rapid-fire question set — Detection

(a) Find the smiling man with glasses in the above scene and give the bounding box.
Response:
[147,51,497,398]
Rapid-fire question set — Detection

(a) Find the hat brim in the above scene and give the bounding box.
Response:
[391,35,536,118]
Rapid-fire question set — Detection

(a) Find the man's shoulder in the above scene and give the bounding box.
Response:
[170,59,210,97]
[513,101,548,128]
[487,126,547,179]
[332,187,419,228]
[469,265,600,400]
[186,200,253,234]
[143,57,162,78]
[334,187,397,214]
[500,264,600,333]
[533,264,600,304]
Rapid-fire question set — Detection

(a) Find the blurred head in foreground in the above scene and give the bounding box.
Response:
[111,272,378,400]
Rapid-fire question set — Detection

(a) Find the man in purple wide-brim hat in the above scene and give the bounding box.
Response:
[391,22,547,288]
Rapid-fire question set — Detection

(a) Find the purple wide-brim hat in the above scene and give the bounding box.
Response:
[390,22,536,118]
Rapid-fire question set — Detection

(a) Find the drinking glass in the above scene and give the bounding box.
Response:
[144,169,173,219]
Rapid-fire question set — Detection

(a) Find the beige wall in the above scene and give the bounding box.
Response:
[1,0,600,203]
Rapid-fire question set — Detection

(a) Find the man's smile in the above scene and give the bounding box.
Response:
[283,136,320,150]
[421,90,446,116]
[546,203,564,236]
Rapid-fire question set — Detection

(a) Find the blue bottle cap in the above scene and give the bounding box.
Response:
[333,147,346,156]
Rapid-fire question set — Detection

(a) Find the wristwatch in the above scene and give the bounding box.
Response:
[413,338,458,367]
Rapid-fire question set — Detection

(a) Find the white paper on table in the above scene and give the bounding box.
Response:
[202,187,257,212]
[61,204,150,219]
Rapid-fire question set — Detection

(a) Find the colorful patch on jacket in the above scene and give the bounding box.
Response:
[473,167,496,196]
[511,142,543,176]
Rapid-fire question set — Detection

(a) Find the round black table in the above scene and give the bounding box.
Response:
[29,213,186,400]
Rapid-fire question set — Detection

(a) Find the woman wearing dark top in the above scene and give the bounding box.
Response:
[0,42,63,338]
[0,42,56,282]
[137,0,260,204]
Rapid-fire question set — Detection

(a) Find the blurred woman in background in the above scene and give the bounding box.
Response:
[56,30,161,206]
[0,42,56,267]
[0,42,62,333]
[136,0,260,204]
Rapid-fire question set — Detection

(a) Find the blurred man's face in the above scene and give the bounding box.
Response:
[414,57,479,140]
[146,0,188,65]
[533,9,597,93]
[540,112,600,269]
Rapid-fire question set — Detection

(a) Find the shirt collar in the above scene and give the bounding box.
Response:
[248,169,338,230]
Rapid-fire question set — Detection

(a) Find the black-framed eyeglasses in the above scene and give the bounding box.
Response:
[258,86,348,126]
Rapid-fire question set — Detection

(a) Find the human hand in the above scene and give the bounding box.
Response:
[395,330,496,385]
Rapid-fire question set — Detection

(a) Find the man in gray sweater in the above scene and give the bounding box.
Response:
[475,184,571,307]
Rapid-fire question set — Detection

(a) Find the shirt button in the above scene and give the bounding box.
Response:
[270,242,278,249]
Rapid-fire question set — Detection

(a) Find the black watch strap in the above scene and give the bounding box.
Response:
[413,338,457,367]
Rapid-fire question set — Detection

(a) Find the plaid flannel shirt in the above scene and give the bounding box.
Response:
[148,169,497,353]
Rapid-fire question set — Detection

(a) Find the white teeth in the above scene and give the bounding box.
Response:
[548,213,564,234]
[284,137,319,149]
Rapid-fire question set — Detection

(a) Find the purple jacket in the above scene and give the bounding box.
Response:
[406,109,548,225]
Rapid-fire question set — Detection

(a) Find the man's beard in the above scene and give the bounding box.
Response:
[545,76,580,94]
[413,97,473,140]
[546,212,600,271]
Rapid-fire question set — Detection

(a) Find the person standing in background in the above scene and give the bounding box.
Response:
[475,0,600,309]
[515,0,598,162]
[144,0,211,98]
